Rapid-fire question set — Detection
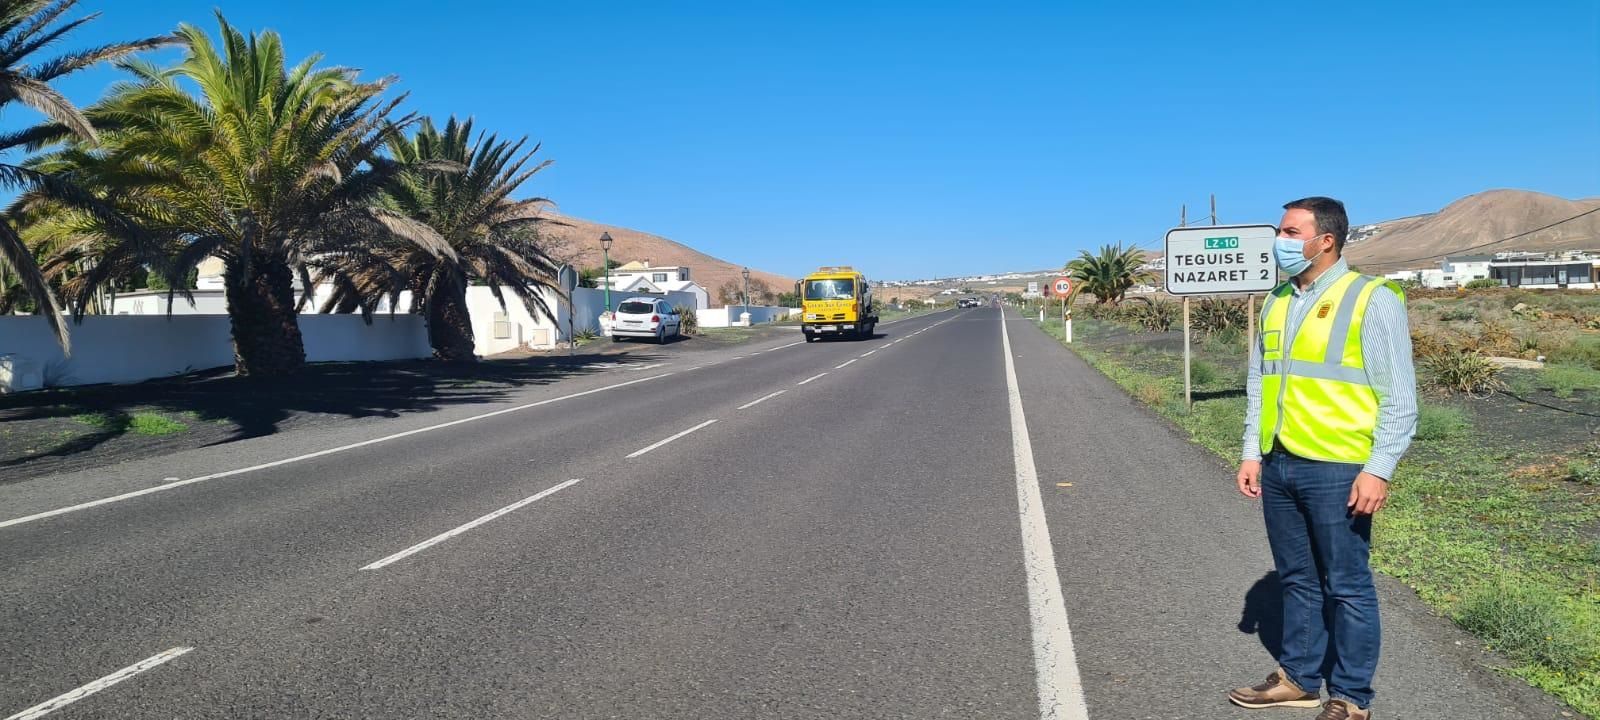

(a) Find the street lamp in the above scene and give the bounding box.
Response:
[741,266,751,325]
[599,232,614,317]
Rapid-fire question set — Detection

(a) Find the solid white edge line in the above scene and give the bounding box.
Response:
[834,359,857,369]
[361,479,583,570]
[770,341,805,350]
[626,419,719,459]
[0,373,674,531]
[1000,310,1091,720]
[797,373,828,385]
[737,390,787,410]
[4,647,194,720]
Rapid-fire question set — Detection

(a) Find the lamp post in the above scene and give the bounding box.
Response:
[599,232,614,316]
[741,266,751,326]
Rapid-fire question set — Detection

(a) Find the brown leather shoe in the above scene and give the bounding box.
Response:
[1316,699,1370,719]
[1227,668,1322,709]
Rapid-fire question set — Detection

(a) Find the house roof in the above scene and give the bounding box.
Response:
[657,280,706,293]
[598,276,664,293]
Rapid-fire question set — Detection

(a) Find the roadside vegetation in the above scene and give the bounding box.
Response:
[1022,286,1600,716]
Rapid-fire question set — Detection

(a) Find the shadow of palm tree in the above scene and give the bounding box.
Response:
[0,352,667,481]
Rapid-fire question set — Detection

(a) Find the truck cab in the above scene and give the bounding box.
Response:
[799,266,878,342]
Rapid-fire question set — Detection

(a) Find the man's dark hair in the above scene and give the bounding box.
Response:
[1283,196,1349,254]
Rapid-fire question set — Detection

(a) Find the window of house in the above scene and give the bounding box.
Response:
[493,311,511,339]
[653,273,668,283]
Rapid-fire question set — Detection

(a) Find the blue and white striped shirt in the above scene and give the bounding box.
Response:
[1241,258,1418,479]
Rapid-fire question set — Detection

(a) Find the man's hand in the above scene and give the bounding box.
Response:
[1237,460,1262,499]
[1348,472,1388,515]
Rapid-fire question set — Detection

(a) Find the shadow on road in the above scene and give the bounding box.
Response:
[1240,572,1285,658]
[1239,571,1343,679]
[0,352,667,481]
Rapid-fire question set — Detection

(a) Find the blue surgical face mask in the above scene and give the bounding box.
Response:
[1273,234,1326,278]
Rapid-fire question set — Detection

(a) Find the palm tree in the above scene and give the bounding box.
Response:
[1066,243,1154,305]
[36,13,451,376]
[316,117,558,361]
[0,0,169,350]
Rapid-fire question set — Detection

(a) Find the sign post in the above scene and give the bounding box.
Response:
[557,264,579,348]
[1164,224,1279,408]
[1052,276,1074,343]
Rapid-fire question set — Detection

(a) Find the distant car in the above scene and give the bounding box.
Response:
[611,297,682,343]
[957,298,980,308]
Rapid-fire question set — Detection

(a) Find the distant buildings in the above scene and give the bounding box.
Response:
[1382,250,1600,290]
[1487,251,1600,290]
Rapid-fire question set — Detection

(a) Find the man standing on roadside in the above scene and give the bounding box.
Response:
[1228,197,1418,720]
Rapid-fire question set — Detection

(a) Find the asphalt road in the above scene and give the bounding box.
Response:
[0,308,1578,719]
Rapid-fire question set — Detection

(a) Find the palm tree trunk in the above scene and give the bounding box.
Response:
[224,258,306,376]
[427,272,476,362]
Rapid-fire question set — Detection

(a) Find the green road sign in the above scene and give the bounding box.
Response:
[1204,236,1240,249]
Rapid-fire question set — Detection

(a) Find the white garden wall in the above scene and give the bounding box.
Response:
[0,314,429,392]
[698,305,800,328]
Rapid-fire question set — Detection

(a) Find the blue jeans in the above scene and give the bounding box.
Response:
[1262,451,1380,708]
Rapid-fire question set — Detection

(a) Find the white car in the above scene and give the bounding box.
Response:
[611,297,682,343]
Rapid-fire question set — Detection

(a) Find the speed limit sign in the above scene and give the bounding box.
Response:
[1052,276,1073,296]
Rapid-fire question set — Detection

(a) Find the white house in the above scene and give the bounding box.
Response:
[1440,255,1493,286]
[1489,251,1600,290]
[605,261,712,309]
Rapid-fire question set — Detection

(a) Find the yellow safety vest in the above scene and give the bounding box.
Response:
[1258,271,1404,464]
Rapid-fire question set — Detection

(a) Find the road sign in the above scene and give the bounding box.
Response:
[1163,224,1279,296]
[1052,277,1073,296]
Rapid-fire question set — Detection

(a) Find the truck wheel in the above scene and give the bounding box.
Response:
[804,333,817,343]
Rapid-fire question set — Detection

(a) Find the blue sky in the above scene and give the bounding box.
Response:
[36,0,1600,279]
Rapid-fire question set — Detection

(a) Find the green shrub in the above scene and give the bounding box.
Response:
[1190,359,1220,387]
[1191,298,1247,335]
[1414,404,1470,442]
[1541,363,1600,399]
[1455,578,1596,672]
[1421,348,1505,395]
[1564,453,1600,486]
[72,411,186,436]
[1440,307,1479,322]
[1121,298,1181,332]
[128,413,187,436]
[1547,335,1600,371]
[674,304,699,335]
[1464,278,1499,290]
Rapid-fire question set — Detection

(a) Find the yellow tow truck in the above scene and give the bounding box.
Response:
[798,266,878,342]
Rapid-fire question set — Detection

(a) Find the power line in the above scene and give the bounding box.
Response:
[1358,205,1600,269]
